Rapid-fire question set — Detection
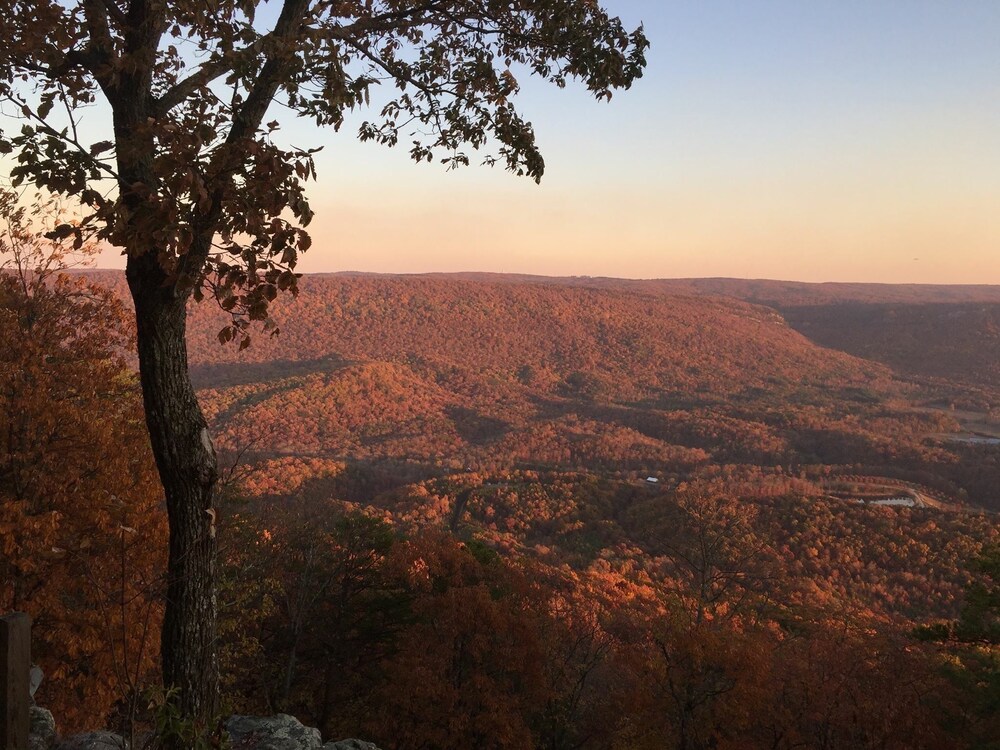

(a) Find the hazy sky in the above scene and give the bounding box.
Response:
[104,2,1000,281]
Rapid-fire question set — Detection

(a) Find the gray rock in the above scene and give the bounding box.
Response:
[226,714,322,750]
[29,665,44,700]
[29,706,56,750]
[322,741,381,750]
[54,733,127,750]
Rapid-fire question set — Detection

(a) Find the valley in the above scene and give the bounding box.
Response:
[170,274,1000,515]
[20,270,998,746]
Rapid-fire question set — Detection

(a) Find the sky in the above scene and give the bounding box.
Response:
[97,1,1000,282]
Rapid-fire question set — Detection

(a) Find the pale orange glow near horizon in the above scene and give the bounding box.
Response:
[96,159,1000,284]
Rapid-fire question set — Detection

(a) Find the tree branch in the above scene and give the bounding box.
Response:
[226,0,311,142]
[98,0,128,27]
[82,0,116,62]
[154,1,444,119]
[153,34,272,117]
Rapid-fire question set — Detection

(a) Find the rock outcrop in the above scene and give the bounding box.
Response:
[32,706,380,750]
[53,733,127,750]
[225,715,384,750]
[29,706,57,750]
[226,714,323,749]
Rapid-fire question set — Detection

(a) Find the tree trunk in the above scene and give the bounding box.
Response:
[126,252,219,726]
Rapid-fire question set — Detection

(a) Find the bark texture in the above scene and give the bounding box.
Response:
[126,251,219,724]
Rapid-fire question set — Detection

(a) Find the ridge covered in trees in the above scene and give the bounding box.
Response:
[5,269,1000,747]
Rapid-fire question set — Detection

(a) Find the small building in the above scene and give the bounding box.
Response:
[870,497,916,507]
[645,477,659,484]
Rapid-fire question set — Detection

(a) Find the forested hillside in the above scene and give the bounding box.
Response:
[183,275,884,388]
[83,269,1000,394]
[167,275,997,509]
[23,270,998,747]
[403,274,1000,389]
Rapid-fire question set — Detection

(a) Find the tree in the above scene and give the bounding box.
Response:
[0,191,166,733]
[363,531,551,750]
[220,501,410,734]
[0,0,648,727]
[628,494,775,750]
[915,544,1000,744]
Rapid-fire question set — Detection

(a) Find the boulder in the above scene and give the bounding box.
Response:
[53,733,127,750]
[29,665,44,701]
[28,706,56,750]
[226,714,322,750]
[322,741,381,750]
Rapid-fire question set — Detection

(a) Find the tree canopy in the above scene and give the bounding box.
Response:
[0,192,166,734]
[1,0,647,338]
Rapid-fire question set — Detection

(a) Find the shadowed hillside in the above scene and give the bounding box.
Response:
[780,303,1000,389]
[184,275,889,394]
[406,273,1000,390]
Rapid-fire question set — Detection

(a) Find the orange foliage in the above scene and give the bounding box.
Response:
[0,241,165,732]
[26,269,1000,744]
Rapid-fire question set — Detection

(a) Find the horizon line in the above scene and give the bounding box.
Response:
[77,267,1000,289]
